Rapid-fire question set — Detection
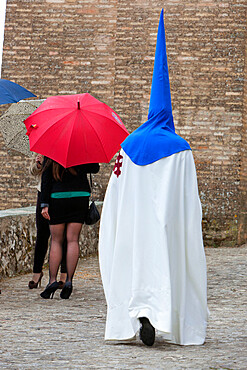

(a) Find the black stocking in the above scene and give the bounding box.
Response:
[49,223,66,284]
[66,223,82,282]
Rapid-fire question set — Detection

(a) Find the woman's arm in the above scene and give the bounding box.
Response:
[40,157,53,208]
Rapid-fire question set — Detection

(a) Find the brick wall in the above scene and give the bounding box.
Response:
[0,0,246,246]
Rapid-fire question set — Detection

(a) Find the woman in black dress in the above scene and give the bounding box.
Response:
[40,158,99,299]
[28,154,67,290]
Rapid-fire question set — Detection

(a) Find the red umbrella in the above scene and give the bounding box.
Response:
[24,93,129,168]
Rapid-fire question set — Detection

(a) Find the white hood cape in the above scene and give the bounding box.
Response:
[99,149,208,345]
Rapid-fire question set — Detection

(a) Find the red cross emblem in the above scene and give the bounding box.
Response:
[113,153,123,177]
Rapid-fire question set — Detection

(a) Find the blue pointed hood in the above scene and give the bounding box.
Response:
[121,9,190,166]
[148,9,173,125]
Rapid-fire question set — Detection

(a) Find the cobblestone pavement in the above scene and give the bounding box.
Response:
[0,246,246,369]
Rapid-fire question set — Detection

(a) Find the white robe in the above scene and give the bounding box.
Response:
[99,149,208,345]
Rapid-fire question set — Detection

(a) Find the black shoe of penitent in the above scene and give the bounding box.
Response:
[139,317,155,346]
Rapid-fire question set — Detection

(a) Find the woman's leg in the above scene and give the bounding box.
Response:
[32,192,50,280]
[59,225,67,281]
[66,223,82,282]
[49,223,66,284]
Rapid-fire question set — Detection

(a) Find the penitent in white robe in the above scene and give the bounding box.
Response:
[98,149,208,345]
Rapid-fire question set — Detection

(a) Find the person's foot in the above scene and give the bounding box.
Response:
[58,273,66,289]
[60,281,73,299]
[40,281,59,299]
[59,272,67,282]
[58,281,65,289]
[28,272,43,289]
[139,317,155,346]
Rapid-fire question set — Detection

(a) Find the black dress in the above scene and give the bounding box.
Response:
[41,160,100,225]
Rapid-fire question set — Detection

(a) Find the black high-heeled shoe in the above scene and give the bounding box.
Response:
[60,281,73,299]
[28,271,43,289]
[40,281,59,299]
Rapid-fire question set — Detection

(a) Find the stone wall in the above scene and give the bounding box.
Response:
[239,30,247,244]
[0,204,101,278]
[0,0,246,246]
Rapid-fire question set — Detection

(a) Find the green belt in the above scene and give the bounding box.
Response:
[51,191,91,199]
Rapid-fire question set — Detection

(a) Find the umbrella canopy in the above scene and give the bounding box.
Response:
[24,93,129,167]
[0,79,36,105]
[0,99,45,156]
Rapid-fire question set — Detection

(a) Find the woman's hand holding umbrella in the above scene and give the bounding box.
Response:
[35,153,43,169]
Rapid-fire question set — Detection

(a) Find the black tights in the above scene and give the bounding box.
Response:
[49,223,82,283]
[33,192,67,274]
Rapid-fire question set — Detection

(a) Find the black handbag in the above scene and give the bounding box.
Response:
[85,174,100,225]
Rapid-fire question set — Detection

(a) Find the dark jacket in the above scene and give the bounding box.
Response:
[41,158,99,207]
